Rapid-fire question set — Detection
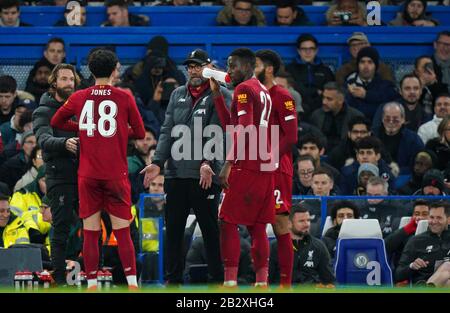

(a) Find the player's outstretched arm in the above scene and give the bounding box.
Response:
[50,102,78,132]
[211,77,231,129]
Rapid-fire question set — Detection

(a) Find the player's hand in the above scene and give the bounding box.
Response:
[140,163,161,188]
[153,81,163,102]
[410,258,429,270]
[219,161,232,189]
[209,77,221,96]
[65,137,78,154]
[199,163,215,190]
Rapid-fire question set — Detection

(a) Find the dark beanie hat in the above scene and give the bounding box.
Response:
[357,47,380,70]
[422,169,445,192]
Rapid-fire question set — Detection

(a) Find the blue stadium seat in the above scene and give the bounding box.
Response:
[334,219,393,286]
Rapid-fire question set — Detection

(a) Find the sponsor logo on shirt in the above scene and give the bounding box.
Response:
[284,100,295,111]
[237,94,247,104]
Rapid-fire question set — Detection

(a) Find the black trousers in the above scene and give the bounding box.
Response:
[164,178,223,284]
[48,183,79,285]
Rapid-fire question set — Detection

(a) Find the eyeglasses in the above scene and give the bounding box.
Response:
[383,117,402,124]
[351,130,369,135]
[0,208,11,214]
[185,64,204,71]
[299,47,317,52]
[436,41,450,48]
[23,140,36,145]
[234,7,252,13]
[299,169,314,176]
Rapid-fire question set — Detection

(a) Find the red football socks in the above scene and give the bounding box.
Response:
[83,229,101,280]
[276,232,293,287]
[247,223,269,284]
[220,222,240,282]
[113,226,137,276]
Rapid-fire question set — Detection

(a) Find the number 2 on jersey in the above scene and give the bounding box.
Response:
[80,100,117,137]
[259,91,272,127]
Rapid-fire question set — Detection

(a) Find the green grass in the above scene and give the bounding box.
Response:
[1,284,449,293]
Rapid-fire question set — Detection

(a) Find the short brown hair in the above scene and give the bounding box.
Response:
[48,63,80,96]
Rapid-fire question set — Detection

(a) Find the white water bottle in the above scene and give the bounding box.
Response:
[202,67,231,84]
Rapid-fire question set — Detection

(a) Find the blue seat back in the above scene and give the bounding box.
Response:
[334,238,393,286]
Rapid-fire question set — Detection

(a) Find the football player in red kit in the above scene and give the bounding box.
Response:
[211,48,276,287]
[255,49,298,288]
[51,49,145,289]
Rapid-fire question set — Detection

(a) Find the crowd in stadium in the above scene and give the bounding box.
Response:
[0,0,449,289]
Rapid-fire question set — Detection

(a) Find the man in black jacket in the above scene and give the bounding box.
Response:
[385,199,430,269]
[140,49,232,285]
[286,34,334,120]
[396,201,450,286]
[269,204,335,285]
[32,63,80,285]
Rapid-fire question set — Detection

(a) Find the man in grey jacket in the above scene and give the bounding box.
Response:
[141,49,232,284]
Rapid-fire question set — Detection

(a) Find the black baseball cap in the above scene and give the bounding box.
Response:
[183,49,211,65]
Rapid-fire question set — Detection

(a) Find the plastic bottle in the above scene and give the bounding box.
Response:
[23,271,33,290]
[202,67,231,84]
[77,271,87,289]
[103,270,112,290]
[97,270,104,290]
[40,270,51,289]
[14,271,22,291]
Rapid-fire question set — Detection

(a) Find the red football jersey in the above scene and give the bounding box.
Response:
[228,77,273,172]
[269,85,298,177]
[51,85,145,180]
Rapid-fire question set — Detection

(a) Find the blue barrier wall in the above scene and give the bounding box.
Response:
[18,5,450,27]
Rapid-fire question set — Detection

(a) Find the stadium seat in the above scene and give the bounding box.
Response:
[399,216,412,229]
[415,220,429,235]
[334,219,393,286]
[321,216,333,238]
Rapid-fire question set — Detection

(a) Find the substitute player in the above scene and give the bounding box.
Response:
[255,49,298,288]
[211,48,276,287]
[51,49,145,289]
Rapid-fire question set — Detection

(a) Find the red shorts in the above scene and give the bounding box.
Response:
[78,176,132,220]
[274,171,292,215]
[219,167,275,225]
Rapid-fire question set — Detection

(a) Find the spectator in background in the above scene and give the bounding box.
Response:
[339,136,395,195]
[396,201,450,286]
[54,0,87,27]
[25,60,52,103]
[297,133,340,183]
[336,32,395,87]
[147,77,181,126]
[0,195,30,248]
[414,56,448,115]
[161,0,194,6]
[0,131,36,191]
[217,0,266,26]
[270,204,335,286]
[345,47,399,121]
[432,31,450,92]
[274,0,311,26]
[355,163,379,195]
[426,116,450,170]
[102,0,150,27]
[360,177,405,237]
[327,116,371,170]
[302,168,337,237]
[398,150,437,195]
[0,104,31,151]
[0,0,32,27]
[385,199,430,269]
[325,0,367,26]
[373,74,431,132]
[322,200,360,258]
[389,0,439,26]
[413,169,448,196]
[309,81,363,152]
[274,70,303,116]
[372,102,425,175]
[418,93,450,144]
[14,145,44,192]
[0,75,24,125]
[287,34,334,120]
[292,155,316,195]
